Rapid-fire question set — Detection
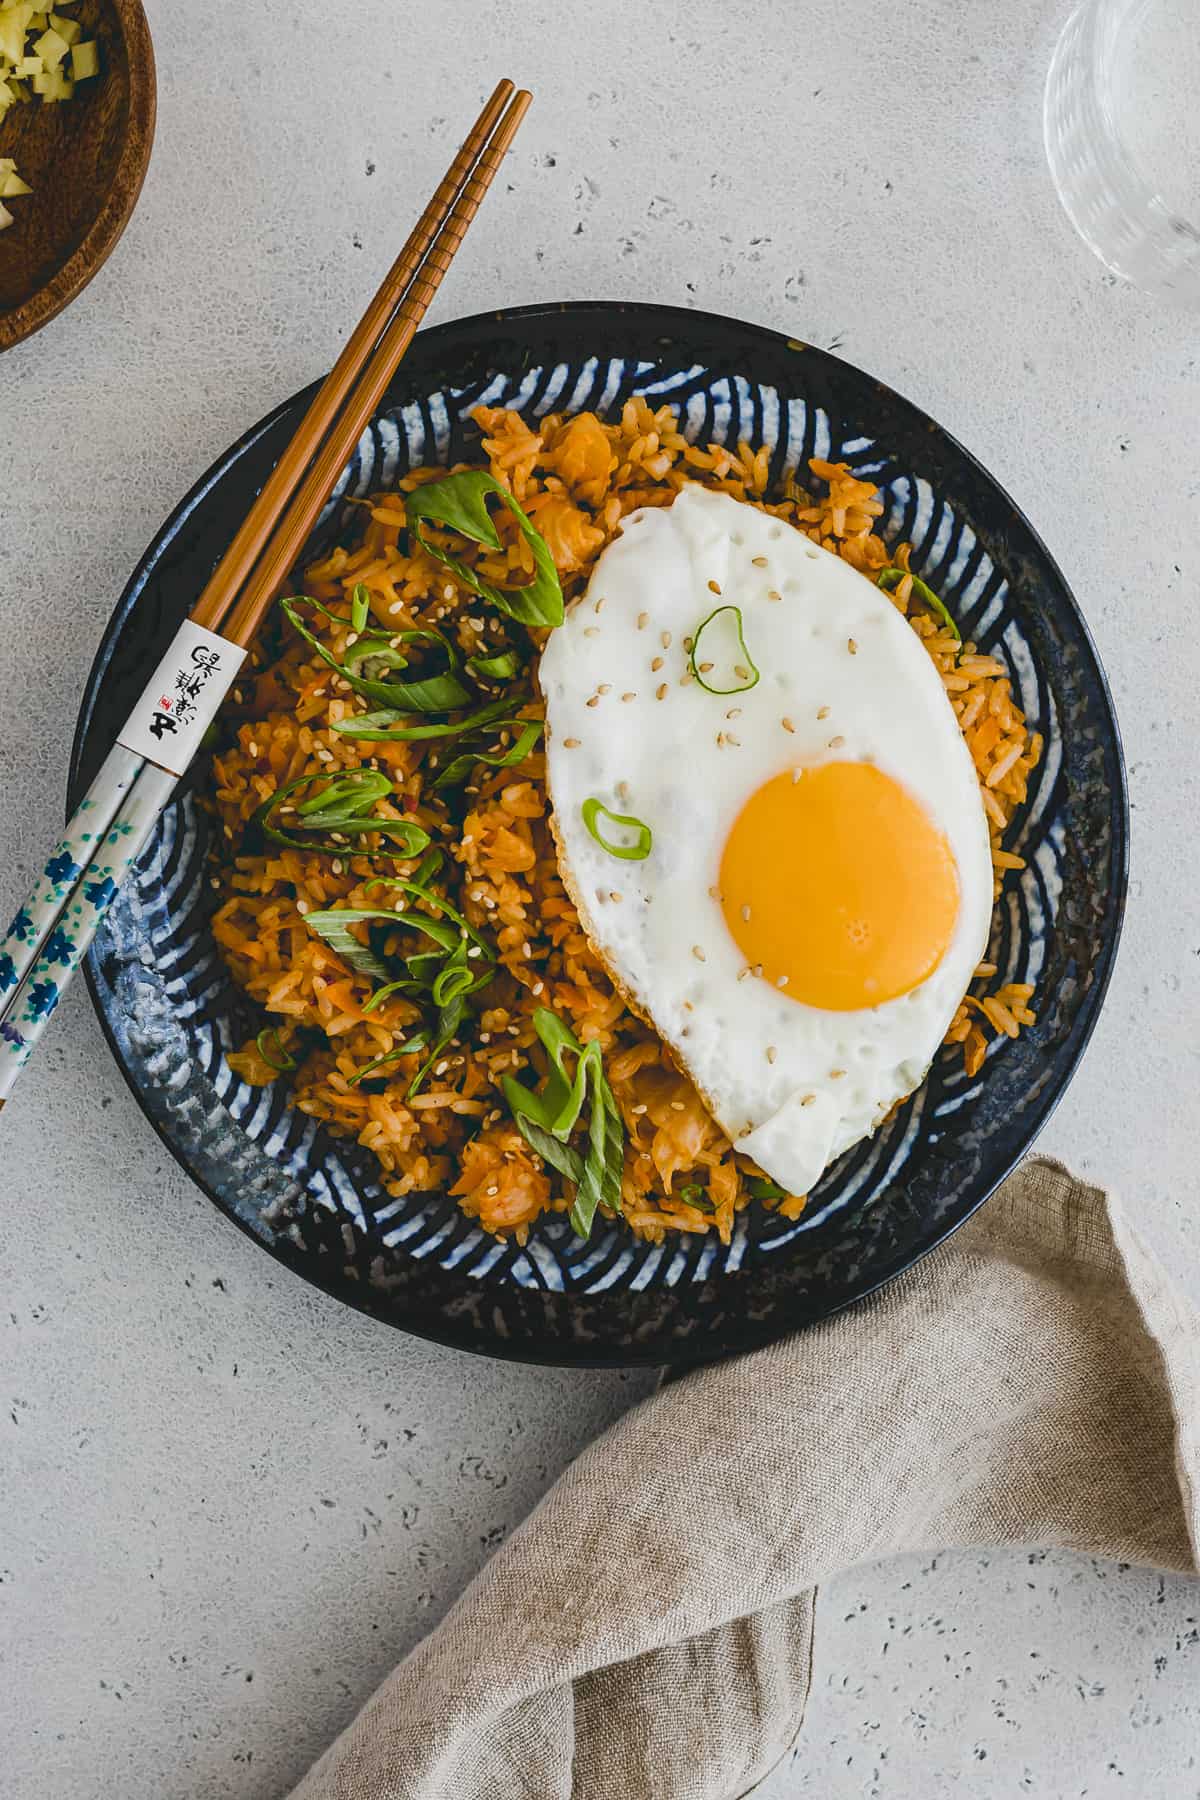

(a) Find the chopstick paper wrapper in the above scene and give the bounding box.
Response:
[114,622,246,779]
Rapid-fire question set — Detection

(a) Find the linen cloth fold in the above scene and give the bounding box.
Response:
[291,1158,1200,1800]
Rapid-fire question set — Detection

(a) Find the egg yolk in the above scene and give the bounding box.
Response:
[718,761,960,1011]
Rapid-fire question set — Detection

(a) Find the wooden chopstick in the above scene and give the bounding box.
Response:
[219,87,532,651]
[189,77,517,635]
[0,83,531,1113]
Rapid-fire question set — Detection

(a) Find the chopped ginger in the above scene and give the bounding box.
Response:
[0,0,101,225]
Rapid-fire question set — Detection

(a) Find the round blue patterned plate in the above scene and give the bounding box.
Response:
[70,303,1127,1366]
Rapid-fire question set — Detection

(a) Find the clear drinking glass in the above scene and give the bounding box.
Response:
[1045,0,1200,305]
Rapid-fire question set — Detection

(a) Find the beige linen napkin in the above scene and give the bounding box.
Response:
[291,1158,1200,1800]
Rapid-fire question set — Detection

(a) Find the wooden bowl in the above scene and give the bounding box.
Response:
[0,0,155,351]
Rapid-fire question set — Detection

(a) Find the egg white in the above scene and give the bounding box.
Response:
[539,485,993,1198]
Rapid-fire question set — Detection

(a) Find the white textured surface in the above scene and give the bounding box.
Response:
[2,1,1199,1795]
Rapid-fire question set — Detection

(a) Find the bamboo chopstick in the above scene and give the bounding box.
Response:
[221,86,532,649]
[0,83,531,1111]
[190,77,517,635]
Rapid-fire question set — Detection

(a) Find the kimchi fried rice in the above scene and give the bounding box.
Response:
[210,401,1041,1246]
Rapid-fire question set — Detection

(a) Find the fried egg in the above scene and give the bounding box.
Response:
[539,484,993,1199]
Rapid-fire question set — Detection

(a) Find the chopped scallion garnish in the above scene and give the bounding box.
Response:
[252,770,431,861]
[255,1027,297,1073]
[281,594,472,713]
[689,604,760,694]
[877,566,961,644]
[502,1008,624,1239]
[406,470,564,629]
[581,797,652,861]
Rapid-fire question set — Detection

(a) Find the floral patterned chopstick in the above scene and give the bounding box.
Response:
[0,81,530,1112]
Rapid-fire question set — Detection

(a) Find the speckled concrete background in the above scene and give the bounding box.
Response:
[3,2,1199,1795]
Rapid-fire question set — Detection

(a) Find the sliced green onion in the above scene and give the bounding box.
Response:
[581,797,652,861]
[359,877,492,957]
[302,909,394,983]
[255,1026,297,1073]
[501,1008,624,1239]
[744,1174,787,1202]
[467,648,522,682]
[433,718,543,791]
[406,470,564,629]
[350,583,370,633]
[251,770,431,861]
[689,604,761,695]
[346,1029,430,1088]
[877,566,961,644]
[281,595,472,713]
[361,977,422,1015]
[331,696,517,742]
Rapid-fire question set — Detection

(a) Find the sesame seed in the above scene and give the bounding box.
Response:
[781,716,795,733]
[661,631,672,649]
[801,1094,816,1107]
[848,638,858,654]
[621,691,637,703]
[726,733,741,746]
[479,1032,491,1044]
[563,737,581,748]
[532,981,544,996]
[522,944,532,958]
[766,1046,777,1064]
[683,635,694,652]
[617,780,631,800]
[707,885,722,900]
[767,589,782,602]
[651,656,664,672]
[726,707,742,720]
[656,683,668,700]
[670,1100,686,1112]
[632,1104,648,1115]
[817,705,830,720]
[296,899,310,914]
[737,966,750,982]
[708,579,721,595]
[830,1068,846,1079]
[741,904,751,922]
[587,696,600,708]
[776,975,789,989]
[753,963,763,977]
[435,1059,450,1076]
[331,858,344,875]
[598,683,611,695]
[247,740,260,757]
[637,611,649,629]
[692,945,706,962]
[792,768,803,784]
[716,732,726,747]
[594,596,606,613]
[486,1185,499,1197]
[609,890,622,903]
[828,734,845,749]
[699,660,714,673]
[584,626,599,638]
[734,665,750,680]
[751,555,768,568]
